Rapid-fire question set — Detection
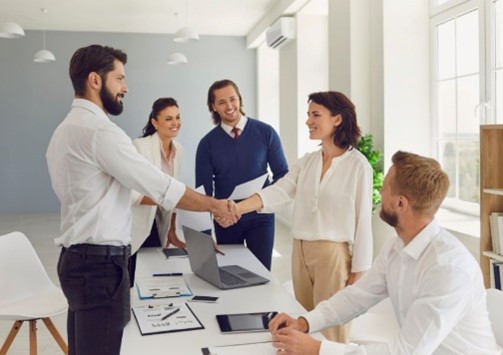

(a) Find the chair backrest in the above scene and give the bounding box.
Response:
[0,231,56,307]
[487,288,503,347]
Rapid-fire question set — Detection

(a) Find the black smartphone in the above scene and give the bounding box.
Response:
[189,295,219,303]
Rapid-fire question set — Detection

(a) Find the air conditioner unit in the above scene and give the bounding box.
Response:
[266,17,295,49]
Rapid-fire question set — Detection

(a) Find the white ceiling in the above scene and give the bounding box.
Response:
[0,0,282,36]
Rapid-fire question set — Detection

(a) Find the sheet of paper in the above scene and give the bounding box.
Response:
[177,185,214,231]
[136,276,192,299]
[203,342,275,355]
[228,173,268,200]
[132,302,203,335]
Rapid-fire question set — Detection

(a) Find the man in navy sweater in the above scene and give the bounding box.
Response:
[196,79,288,270]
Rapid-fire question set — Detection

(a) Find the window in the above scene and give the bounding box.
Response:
[431,0,502,215]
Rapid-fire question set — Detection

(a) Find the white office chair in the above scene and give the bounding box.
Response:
[0,231,68,354]
[486,288,503,347]
[349,297,399,345]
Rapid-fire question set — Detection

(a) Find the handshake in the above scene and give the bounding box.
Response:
[212,199,241,228]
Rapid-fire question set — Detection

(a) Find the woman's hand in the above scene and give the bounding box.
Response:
[166,228,186,248]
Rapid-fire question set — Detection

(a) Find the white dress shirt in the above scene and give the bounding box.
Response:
[303,219,501,355]
[220,116,247,138]
[258,148,373,272]
[46,99,186,247]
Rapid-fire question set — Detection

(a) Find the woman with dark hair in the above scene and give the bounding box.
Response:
[236,91,373,343]
[129,98,185,284]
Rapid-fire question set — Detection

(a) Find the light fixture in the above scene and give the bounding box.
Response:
[174,27,199,43]
[0,0,25,39]
[33,9,55,63]
[167,52,188,65]
[173,0,199,43]
[167,13,189,65]
[0,21,25,38]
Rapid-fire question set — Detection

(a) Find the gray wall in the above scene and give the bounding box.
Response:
[0,30,256,214]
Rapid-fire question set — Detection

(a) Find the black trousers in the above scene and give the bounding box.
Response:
[57,246,131,355]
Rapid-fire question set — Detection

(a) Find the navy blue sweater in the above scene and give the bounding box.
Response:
[196,118,288,199]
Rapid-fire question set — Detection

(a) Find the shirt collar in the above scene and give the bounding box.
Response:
[401,219,441,260]
[221,116,247,135]
[72,98,109,121]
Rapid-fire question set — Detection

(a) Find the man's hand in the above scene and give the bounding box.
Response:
[213,199,240,227]
[269,313,309,334]
[272,328,321,355]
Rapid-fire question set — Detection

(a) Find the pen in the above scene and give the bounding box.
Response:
[161,307,180,320]
[153,273,183,277]
[214,248,225,256]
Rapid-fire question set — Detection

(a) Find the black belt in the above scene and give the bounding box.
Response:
[65,243,131,257]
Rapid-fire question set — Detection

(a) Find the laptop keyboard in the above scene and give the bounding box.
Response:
[219,268,247,286]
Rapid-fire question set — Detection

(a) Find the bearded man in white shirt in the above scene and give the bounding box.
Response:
[268,150,500,355]
[46,44,239,355]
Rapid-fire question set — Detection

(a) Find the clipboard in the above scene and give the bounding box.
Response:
[136,276,192,299]
[132,302,204,335]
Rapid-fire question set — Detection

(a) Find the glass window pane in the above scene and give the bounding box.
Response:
[437,20,455,80]
[456,10,479,76]
[437,79,456,136]
[457,74,480,134]
[496,0,503,68]
[438,139,457,198]
[458,139,479,203]
[496,70,503,123]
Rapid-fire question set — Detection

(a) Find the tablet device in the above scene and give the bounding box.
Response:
[216,311,277,333]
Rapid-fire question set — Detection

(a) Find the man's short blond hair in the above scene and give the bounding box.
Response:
[391,151,450,216]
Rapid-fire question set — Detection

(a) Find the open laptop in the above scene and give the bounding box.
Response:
[183,226,269,290]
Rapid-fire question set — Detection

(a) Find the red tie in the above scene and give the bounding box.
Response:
[232,127,240,140]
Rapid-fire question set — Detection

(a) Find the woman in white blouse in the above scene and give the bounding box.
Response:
[235,91,373,343]
[129,98,185,284]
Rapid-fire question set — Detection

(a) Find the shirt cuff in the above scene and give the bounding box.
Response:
[159,177,185,210]
[257,191,274,213]
[302,311,326,334]
[319,340,351,355]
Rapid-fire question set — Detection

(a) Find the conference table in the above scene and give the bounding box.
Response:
[121,245,322,354]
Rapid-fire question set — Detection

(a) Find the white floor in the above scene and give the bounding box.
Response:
[0,213,293,354]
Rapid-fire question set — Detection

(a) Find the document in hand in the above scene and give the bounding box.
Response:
[132,302,204,335]
[177,185,214,231]
[136,276,192,300]
[228,173,268,200]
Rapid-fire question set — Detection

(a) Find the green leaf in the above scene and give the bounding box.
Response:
[356,134,384,211]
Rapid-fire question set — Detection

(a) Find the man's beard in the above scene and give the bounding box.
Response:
[100,84,123,116]
[380,205,398,227]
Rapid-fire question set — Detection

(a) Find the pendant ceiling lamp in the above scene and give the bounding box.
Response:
[33,9,55,63]
[0,1,25,39]
[173,0,199,43]
[0,21,25,38]
[167,13,189,65]
[167,52,188,65]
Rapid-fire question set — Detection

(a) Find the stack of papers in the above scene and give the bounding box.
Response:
[136,276,192,299]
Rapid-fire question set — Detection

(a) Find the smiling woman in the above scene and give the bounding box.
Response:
[128,97,186,286]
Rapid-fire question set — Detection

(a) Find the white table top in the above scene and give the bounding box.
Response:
[121,245,310,354]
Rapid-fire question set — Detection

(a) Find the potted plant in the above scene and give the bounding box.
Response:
[356,134,384,211]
